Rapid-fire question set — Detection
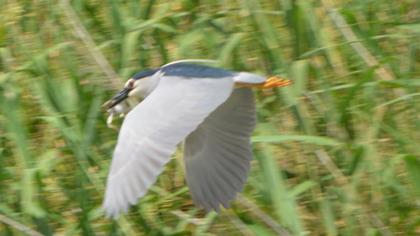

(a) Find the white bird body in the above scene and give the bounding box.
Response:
[102,60,291,217]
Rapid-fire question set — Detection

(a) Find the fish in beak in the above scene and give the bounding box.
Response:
[103,82,136,128]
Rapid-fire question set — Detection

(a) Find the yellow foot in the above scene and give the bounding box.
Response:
[259,76,292,89]
[235,76,292,88]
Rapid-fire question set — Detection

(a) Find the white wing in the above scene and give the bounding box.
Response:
[103,76,234,217]
[184,88,256,212]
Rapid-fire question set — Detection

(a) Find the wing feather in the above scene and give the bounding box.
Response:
[184,88,256,211]
[103,76,234,217]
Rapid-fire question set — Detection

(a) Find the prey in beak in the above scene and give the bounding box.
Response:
[103,79,136,128]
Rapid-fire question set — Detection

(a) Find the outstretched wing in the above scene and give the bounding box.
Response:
[183,88,256,212]
[103,75,234,218]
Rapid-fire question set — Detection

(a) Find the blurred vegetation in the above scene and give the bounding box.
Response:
[0,0,419,235]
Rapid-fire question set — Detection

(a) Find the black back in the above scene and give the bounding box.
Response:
[132,63,234,80]
[132,69,159,80]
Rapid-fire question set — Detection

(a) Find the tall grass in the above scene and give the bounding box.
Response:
[0,0,419,235]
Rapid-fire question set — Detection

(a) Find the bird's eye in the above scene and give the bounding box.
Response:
[126,79,135,89]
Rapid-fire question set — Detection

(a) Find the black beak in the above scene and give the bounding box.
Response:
[103,87,131,110]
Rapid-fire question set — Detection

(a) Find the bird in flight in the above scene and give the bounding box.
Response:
[102,60,291,218]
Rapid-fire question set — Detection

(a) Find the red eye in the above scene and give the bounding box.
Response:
[126,79,135,89]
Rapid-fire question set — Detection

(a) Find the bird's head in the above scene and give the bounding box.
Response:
[103,68,160,110]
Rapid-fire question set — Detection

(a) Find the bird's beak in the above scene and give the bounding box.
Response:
[102,87,131,110]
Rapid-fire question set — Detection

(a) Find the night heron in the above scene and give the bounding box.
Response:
[102,60,291,218]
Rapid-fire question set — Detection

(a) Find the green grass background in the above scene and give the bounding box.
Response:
[0,0,419,235]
